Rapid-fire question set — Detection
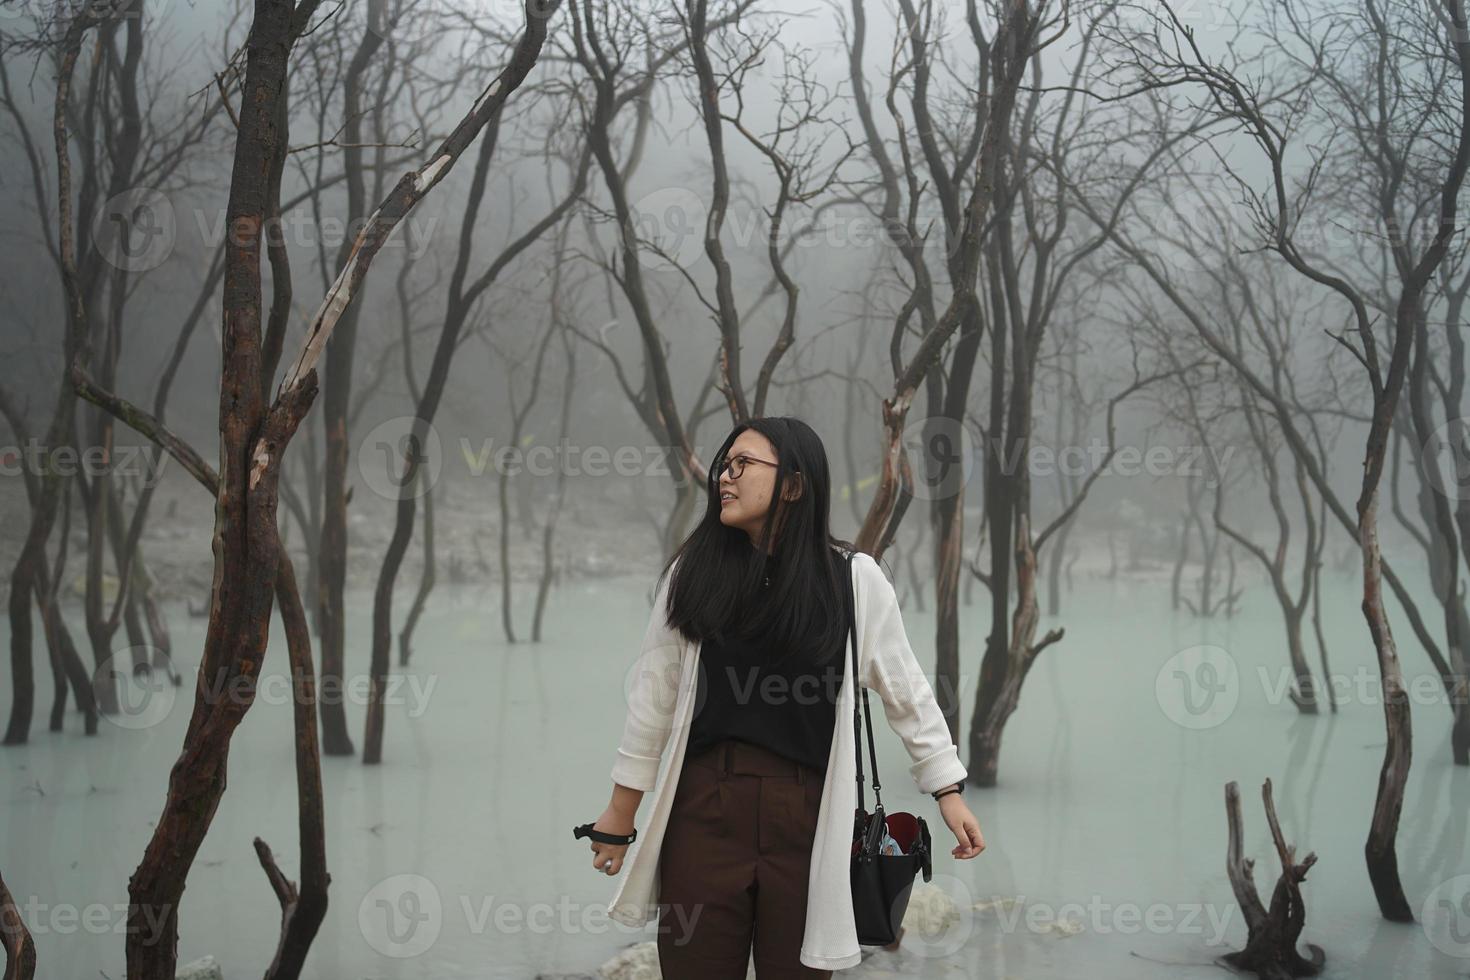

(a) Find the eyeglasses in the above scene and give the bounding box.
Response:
[715,452,779,480]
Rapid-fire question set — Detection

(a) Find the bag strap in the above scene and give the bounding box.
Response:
[844,551,884,815]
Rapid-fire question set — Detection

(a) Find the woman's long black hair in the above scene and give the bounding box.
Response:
[656,416,858,669]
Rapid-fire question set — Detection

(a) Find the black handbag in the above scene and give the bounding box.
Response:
[841,551,933,947]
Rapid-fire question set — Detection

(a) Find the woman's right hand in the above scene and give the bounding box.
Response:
[588,804,636,876]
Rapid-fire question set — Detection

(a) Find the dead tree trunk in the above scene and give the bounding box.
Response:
[39,539,96,735]
[1045,349,1086,617]
[360,131,587,763]
[393,250,434,668]
[107,1,563,968]
[0,867,36,980]
[1110,0,1470,920]
[533,257,577,643]
[848,0,1038,560]
[0,389,98,736]
[79,370,325,978]
[397,472,435,667]
[495,319,558,645]
[255,554,329,980]
[1219,779,1325,979]
[1402,298,1470,764]
[2,11,96,746]
[879,0,992,744]
[315,6,386,760]
[570,4,706,529]
[1169,514,1189,611]
[77,8,148,718]
[962,4,1188,784]
[121,1,315,967]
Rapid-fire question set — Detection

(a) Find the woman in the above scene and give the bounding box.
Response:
[585,417,986,976]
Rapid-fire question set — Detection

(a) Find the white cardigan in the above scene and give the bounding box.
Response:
[606,551,968,971]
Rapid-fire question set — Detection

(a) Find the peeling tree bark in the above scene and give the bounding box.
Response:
[44,3,561,974]
[71,386,329,980]
[122,0,314,973]
[0,867,36,980]
[1220,779,1325,979]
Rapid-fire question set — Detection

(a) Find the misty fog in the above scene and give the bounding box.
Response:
[1,0,1468,978]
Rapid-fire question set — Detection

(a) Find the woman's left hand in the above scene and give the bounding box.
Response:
[938,794,985,859]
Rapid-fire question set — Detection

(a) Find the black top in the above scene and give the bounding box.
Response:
[685,549,847,775]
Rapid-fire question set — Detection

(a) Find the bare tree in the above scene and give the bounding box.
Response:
[315,0,391,758]
[1,0,216,741]
[532,221,583,641]
[359,92,589,762]
[0,383,96,735]
[1221,779,1325,979]
[835,0,1053,768]
[1093,0,1470,920]
[60,0,565,972]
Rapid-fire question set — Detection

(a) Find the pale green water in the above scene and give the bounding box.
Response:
[3,560,1467,978]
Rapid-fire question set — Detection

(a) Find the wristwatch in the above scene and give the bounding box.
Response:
[931,781,963,801]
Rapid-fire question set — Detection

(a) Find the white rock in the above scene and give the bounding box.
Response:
[598,941,755,979]
[903,883,961,935]
[597,942,659,980]
[175,955,223,980]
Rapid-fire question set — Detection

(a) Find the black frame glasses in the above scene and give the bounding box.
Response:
[715,452,780,480]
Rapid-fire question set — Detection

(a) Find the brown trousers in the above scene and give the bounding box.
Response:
[656,737,834,980]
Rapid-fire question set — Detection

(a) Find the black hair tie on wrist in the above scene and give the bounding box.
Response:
[573,822,637,846]
[931,782,963,801]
